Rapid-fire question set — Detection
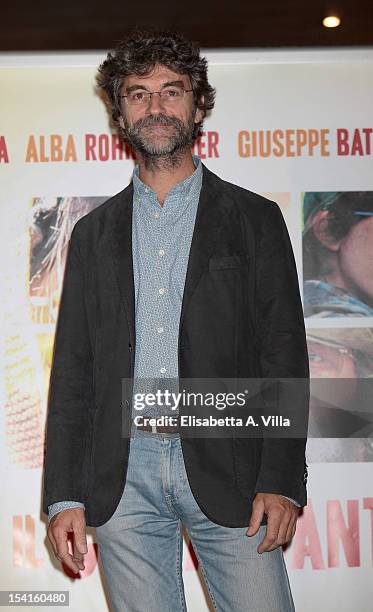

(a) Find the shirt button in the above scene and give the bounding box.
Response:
[145,188,149,193]
[160,367,167,374]
[154,212,160,219]
[159,287,165,295]
[157,327,164,334]
[159,248,165,257]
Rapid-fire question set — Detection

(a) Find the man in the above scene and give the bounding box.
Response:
[43,30,309,611]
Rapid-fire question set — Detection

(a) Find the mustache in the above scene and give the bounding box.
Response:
[133,114,183,130]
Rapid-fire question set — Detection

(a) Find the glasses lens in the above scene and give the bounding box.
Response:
[160,87,183,102]
[129,91,149,105]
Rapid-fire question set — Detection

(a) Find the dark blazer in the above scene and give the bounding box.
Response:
[42,163,309,528]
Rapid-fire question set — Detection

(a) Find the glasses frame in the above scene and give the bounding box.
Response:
[120,88,193,106]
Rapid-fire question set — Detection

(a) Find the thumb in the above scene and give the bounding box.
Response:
[73,522,88,555]
[246,497,264,536]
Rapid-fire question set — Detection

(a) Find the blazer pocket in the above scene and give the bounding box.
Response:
[209,254,249,271]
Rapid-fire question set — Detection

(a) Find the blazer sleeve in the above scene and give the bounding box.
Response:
[42,221,93,516]
[253,201,310,506]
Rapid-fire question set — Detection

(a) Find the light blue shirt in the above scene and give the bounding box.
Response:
[130,154,202,420]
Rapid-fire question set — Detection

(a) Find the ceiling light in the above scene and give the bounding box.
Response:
[322,16,341,28]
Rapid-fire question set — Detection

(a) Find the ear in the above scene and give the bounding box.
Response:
[194,95,205,124]
[310,210,341,252]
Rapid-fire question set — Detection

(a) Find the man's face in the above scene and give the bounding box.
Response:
[119,64,203,157]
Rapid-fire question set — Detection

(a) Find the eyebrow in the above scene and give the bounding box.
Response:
[124,80,186,94]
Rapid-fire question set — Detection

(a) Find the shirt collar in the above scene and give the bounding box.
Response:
[132,154,202,215]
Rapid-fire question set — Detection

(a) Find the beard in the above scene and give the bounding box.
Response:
[121,111,196,169]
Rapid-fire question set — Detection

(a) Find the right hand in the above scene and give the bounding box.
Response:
[47,508,88,574]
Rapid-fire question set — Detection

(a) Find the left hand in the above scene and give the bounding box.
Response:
[246,493,299,553]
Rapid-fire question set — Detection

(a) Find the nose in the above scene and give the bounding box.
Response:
[147,92,164,114]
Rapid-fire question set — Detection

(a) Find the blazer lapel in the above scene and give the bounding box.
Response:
[179,163,223,330]
[110,182,136,347]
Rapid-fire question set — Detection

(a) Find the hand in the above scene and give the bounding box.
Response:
[47,508,88,574]
[246,493,299,553]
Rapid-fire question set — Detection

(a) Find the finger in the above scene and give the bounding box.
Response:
[56,549,81,574]
[269,510,292,550]
[72,527,87,570]
[47,524,58,556]
[72,544,85,571]
[73,516,88,556]
[285,515,297,543]
[72,514,88,570]
[272,502,297,548]
[246,497,265,536]
[257,508,282,553]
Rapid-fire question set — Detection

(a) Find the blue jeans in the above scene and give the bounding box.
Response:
[95,427,295,612]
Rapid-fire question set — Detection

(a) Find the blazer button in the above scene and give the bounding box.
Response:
[128,343,133,352]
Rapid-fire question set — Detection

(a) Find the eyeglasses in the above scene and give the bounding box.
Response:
[121,87,193,106]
